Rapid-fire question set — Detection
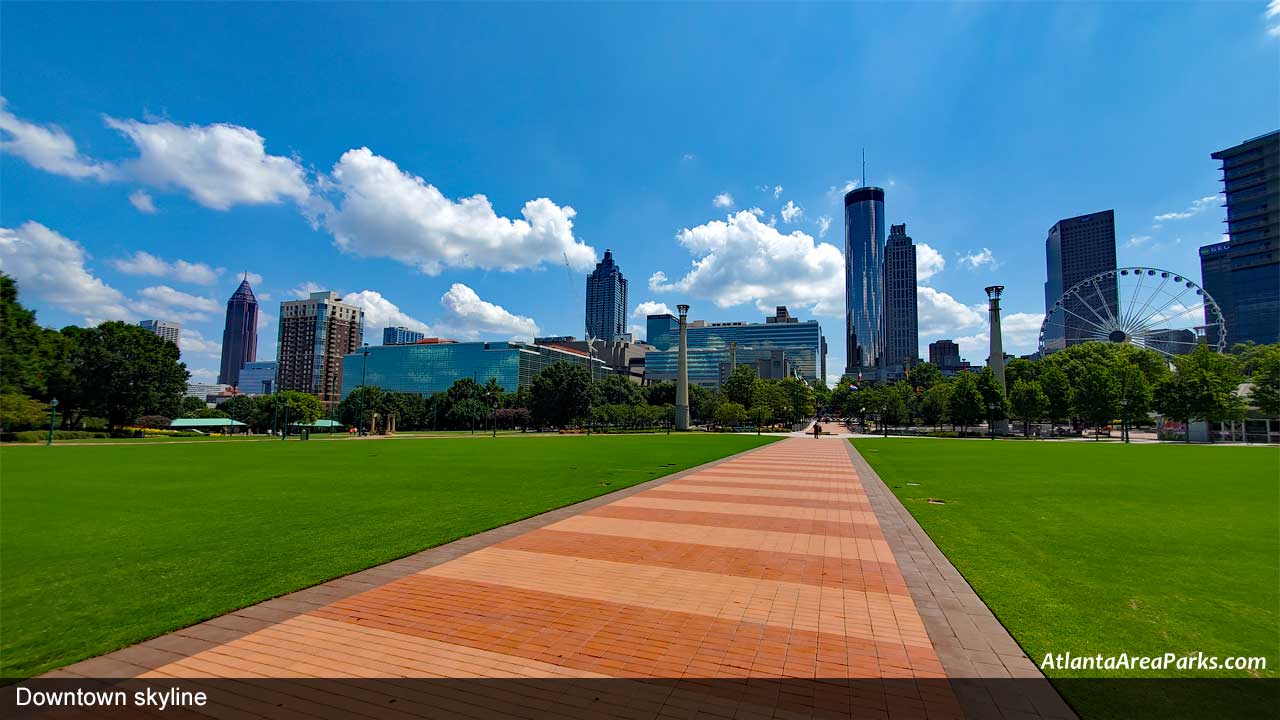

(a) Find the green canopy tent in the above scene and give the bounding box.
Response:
[290,419,344,433]
[169,418,248,435]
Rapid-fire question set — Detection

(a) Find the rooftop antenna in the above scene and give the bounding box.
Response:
[861,148,866,188]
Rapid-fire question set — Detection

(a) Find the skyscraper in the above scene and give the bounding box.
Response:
[928,339,961,369]
[1043,210,1118,352]
[844,187,885,373]
[585,249,628,341]
[383,326,426,346]
[217,277,259,387]
[277,291,364,404]
[1199,131,1279,347]
[139,319,180,348]
[882,223,918,368]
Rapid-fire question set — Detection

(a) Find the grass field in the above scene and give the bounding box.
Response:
[852,438,1280,719]
[0,433,775,677]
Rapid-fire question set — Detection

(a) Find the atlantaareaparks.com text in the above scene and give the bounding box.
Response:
[1040,652,1268,672]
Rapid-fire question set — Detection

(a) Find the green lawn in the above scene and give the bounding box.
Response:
[0,433,775,677]
[852,438,1280,719]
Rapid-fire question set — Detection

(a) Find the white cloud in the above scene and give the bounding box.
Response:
[918,286,985,337]
[952,312,1044,362]
[1268,0,1280,35]
[648,209,844,317]
[244,272,264,286]
[0,98,113,180]
[773,185,783,199]
[1153,194,1222,223]
[827,179,858,201]
[816,215,832,238]
[629,324,646,341]
[436,283,539,341]
[958,247,996,270]
[341,290,432,338]
[111,251,222,285]
[188,368,218,383]
[712,192,734,208]
[681,153,697,161]
[136,285,220,321]
[1126,235,1153,248]
[319,147,595,274]
[129,189,157,214]
[104,117,310,210]
[917,243,945,283]
[633,300,673,317]
[780,200,804,224]
[0,221,131,322]
[289,281,326,299]
[179,328,220,357]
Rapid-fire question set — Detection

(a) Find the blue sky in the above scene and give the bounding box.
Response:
[2,2,1277,385]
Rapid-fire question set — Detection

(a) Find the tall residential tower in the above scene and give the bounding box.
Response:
[1043,210,1118,352]
[1199,130,1279,347]
[277,291,364,404]
[585,249,628,341]
[882,223,919,368]
[139,319,180,348]
[217,278,258,387]
[844,187,885,373]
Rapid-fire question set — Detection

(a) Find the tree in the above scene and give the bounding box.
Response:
[690,384,718,423]
[1037,363,1072,426]
[276,390,324,425]
[975,367,1008,423]
[1004,358,1039,386]
[339,385,388,428]
[747,403,773,431]
[1071,363,1119,439]
[1153,344,1245,441]
[778,377,814,422]
[448,398,488,431]
[643,381,676,406]
[1249,349,1280,418]
[751,380,787,421]
[530,362,592,428]
[0,274,71,399]
[810,381,831,415]
[1113,358,1153,441]
[906,363,944,392]
[919,381,951,430]
[0,393,49,431]
[714,401,747,428]
[722,365,758,408]
[180,395,208,416]
[220,394,265,430]
[1009,379,1047,437]
[65,321,189,428]
[946,372,984,434]
[594,373,641,406]
[875,386,907,435]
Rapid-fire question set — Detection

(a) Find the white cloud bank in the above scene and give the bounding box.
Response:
[780,200,803,224]
[0,221,130,322]
[0,98,112,180]
[958,247,996,270]
[437,283,539,341]
[917,243,945,282]
[320,147,595,275]
[633,300,673,318]
[712,192,734,208]
[111,251,222,285]
[342,290,433,336]
[1153,194,1222,222]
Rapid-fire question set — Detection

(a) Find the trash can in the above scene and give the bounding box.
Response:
[301,428,310,441]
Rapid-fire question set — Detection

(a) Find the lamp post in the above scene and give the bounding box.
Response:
[988,401,997,440]
[675,304,690,430]
[1120,396,1131,444]
[46,398,59,446]
[358,343,371,436]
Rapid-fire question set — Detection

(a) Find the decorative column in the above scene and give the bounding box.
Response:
[985,285,1009,434]
[675,303,690,431]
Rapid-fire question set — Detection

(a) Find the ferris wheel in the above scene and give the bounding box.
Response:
[1038,267,1226,360]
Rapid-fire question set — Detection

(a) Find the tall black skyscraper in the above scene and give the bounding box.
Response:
[218,277,259,387]
[844,187,885,373]
[1043,210,1118,352]
[882,224,918,368]
[1199,131,1279,347]
[585,249,628,341]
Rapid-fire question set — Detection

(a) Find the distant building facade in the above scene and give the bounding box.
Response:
[928,339,961,368]
[1199,131,1279,347]
[218,278,259,387]
[537,337,652,384]
[586,249,628,341]
[277,291,364,404]
[1043,210,1118,352]
[237,361,278,395]
[139,319,180,348]
[844,187,885,372]
[339,341,604,398]
[645,306,824,388]
[383,326,426,346]
[883,224,919,368]
[185,382,230,400]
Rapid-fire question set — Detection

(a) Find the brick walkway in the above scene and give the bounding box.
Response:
[40,438,1073,718]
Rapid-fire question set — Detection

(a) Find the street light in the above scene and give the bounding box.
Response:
[46,398,59,446]
[1120,397,1131,444]
[987,401,997,440]
[358,343,371,436]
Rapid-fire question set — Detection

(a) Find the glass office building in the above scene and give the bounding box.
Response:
[383,326,426,345]
[644,307,824,387]
[586,249,628,341]
[845,187,885,372]
[238,361,278,395]
[1043,210,1118,352]
[339,341,603,398]
[883,223,919,368]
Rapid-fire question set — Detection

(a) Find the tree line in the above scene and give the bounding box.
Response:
[827,341,1280,439]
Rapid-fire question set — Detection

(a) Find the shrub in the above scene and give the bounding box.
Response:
[2,430,107,443]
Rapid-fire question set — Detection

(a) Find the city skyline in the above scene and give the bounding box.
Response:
[1,3,1276,386]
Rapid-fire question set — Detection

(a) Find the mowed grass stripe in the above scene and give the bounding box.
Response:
[0,433,776,677]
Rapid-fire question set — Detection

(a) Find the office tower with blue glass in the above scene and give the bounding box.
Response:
[383,326,426,346]
[139,319,181,349]
[1199,130,1279,347]
[586,249,628,341]
[844,187,885,374]
[218,277,259,387]
[644,306,824,388]
[883,223,918,369]
[237,361,278,395]
[1042,210,1118,352]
